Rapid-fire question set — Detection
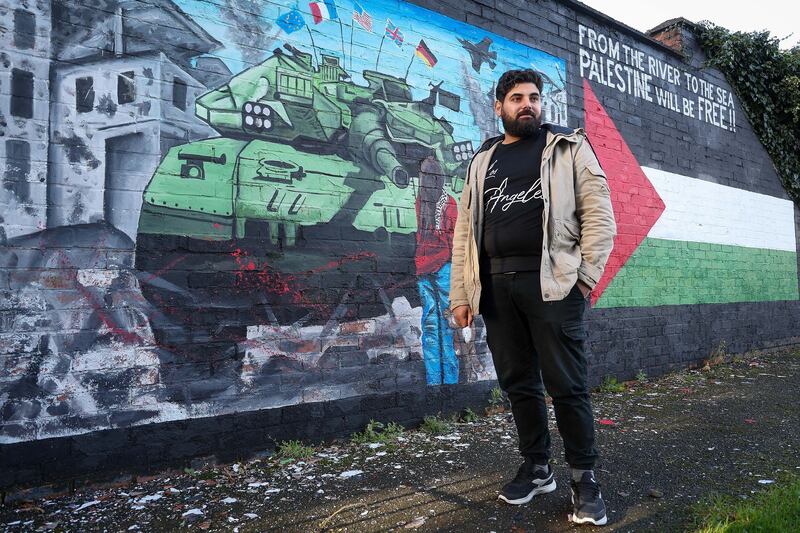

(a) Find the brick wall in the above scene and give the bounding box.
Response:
[1,0,797,489]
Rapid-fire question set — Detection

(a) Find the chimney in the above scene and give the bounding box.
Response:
[648,17,696,55]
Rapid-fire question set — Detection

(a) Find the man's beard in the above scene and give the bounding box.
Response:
[501,108,541,138]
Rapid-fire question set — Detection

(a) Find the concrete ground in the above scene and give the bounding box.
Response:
[2,347,799,532]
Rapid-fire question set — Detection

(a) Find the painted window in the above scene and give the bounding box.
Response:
[277,69,312,99]
[117,71,136,105]
[4,140,31,202]
[10,69,34,119]
[76,77,95,113]
[173,78,187,111]
[13,9,35,50]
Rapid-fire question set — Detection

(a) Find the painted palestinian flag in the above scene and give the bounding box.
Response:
[309,0,338,24]
[583,80,799,308]
[415,39,437,68]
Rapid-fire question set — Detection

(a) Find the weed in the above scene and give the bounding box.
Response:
[276,439,315,461]
[420,415,450,435]
[489,386,505,406]
[461,407,480,423]
[703,340,728,371]
[351,420,404,445]
[684,372,704,384]
[635,369,647,382]
[598,375,626,393]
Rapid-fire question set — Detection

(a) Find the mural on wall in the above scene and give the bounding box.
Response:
[0,0,568,442]
[575,22,799,307]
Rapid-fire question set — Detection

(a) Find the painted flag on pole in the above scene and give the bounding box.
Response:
[385,19,404,48]
[352,2,372,32]
[277,8,306,34]
[415,39,437,68]
[309,0,338,24]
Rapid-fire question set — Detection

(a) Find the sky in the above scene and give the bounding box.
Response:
[177,0,569,146]
[578,0,800,49]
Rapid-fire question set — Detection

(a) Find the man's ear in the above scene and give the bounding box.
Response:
[494,99,502,118]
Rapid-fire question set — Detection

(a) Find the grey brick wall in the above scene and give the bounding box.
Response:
[1,0,797,489]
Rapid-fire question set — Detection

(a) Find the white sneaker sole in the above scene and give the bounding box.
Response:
[568,512,608,526]
[497,478,556,505]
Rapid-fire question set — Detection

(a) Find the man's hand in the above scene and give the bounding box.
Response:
[577,280,591,299]
[452,305,473,328]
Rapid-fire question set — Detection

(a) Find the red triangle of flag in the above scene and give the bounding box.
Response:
[583,79,666,304]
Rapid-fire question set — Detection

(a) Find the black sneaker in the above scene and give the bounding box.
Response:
[498,459,556,505]
[568,471,608,525]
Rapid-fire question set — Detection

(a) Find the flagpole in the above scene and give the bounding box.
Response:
[348,20,354,71]
[404,52,415,79]
[375,33,386,70]
[338,19,347,69]
[306,25,320,67]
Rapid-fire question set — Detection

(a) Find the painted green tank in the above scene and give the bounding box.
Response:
[138,44,473,245]
[135,44,475,332]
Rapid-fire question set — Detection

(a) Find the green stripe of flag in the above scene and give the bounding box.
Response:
[596,238,799,308]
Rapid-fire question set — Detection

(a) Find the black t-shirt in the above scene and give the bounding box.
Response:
[481,131,547,273]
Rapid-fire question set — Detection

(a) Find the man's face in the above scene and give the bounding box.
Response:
[494,82,542,138]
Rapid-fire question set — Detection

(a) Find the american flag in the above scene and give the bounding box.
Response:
[352,2,372,32]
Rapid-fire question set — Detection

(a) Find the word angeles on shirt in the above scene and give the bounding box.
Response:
[485,176,543,213]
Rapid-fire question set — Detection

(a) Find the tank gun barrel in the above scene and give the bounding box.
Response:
[364,131,409,189]
[178,152,227,165]
[351,110,409,188]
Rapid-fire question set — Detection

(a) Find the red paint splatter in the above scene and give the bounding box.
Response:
[306,252,377,275]
[599,418,616,426]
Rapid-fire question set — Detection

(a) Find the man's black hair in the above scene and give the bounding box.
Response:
[495,69,544,102]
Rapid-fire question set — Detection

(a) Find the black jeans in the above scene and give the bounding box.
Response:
[480,271,598,469]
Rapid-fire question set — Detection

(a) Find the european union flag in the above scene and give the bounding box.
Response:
[277,8,306,34]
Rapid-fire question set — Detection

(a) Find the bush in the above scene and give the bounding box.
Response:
[696,23,800,205]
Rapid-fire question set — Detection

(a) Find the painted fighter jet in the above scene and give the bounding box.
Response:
[458,36,497,73]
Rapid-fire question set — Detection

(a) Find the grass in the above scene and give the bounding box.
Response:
[691,476,800,532]
[636,369,647,382]
[276,439,315,461]
[350,420,405,445]
[598,375,626,393]
[420,415,450,435]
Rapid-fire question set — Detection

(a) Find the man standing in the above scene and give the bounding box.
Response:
[449,69,616,526]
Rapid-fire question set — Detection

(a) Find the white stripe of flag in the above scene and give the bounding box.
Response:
[643,167,796,252]
[310,0,337,24]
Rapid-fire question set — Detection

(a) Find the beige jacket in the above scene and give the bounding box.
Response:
[449,126,616,314]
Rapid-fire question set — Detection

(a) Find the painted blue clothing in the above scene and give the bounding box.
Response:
[418,262,458,385]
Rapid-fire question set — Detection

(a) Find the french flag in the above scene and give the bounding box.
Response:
[309,0,338,24]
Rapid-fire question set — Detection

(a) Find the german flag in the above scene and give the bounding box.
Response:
[415,39,438,68]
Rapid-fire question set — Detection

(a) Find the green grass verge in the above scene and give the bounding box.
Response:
[692,476,800,532]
